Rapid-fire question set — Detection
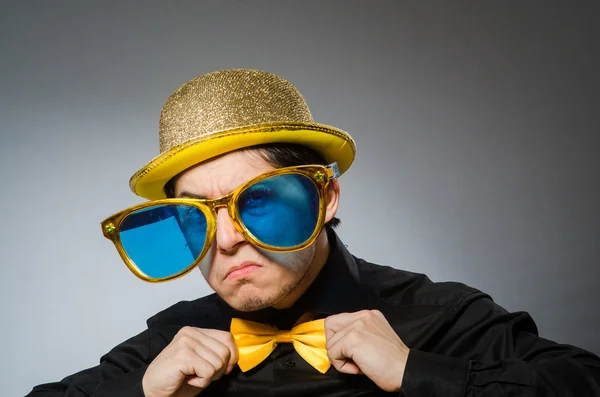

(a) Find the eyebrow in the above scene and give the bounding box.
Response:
[176,191,208,200]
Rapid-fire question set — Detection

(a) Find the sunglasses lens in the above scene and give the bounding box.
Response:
[238,173,320,248]
[119,204,207,279]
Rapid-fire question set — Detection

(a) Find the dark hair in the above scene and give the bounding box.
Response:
[163,143,341,229]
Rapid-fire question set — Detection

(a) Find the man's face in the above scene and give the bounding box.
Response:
[174,149,335,312]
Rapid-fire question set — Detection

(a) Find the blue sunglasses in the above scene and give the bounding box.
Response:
[101,163,340,282]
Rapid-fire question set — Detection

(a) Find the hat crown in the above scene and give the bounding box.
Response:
[159,69,315,153]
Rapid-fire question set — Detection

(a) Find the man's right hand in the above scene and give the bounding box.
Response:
[142,326,238,397]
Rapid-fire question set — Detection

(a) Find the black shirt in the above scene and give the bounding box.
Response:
[28,230,600,396]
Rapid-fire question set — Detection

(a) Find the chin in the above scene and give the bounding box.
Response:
[231,299,271,312]
[222,284,284,312]
[226,295,273,312]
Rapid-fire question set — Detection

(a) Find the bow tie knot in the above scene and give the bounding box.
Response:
[274,330,293,343]
[230,317,331,373]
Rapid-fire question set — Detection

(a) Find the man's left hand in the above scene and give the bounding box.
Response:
[324,310,410,392]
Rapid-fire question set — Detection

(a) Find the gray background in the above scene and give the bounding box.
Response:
[1,1,599,395]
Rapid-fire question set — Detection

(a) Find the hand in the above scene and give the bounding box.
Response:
[325,310,410,392]
[142,326,238,397]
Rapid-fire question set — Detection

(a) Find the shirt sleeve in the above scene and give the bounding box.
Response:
[25,328,162,397]
[400,291,600,397]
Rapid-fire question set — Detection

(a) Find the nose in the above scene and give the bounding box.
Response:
[215,207,246,254]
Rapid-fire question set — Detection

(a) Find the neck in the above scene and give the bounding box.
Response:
[271,229,331,310]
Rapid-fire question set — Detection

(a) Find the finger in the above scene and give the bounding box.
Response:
[200,329,239,372]
[326,312,390,351]
[180,329,233,379]
[325,322,350,351]
[326,329,363,375]
[179,352,219,389]
[174,326,201,341]
[176,327,238,373]
[324,311,370,341]
[191,341,229,381]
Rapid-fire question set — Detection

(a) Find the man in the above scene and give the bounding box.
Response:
[29,69,600,396]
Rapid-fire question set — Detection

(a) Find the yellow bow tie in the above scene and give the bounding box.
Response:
[230,317,331,374]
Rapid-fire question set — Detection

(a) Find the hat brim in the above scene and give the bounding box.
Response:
[129,122,356,200]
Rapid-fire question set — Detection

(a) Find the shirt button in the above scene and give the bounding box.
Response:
[285,359,296,367]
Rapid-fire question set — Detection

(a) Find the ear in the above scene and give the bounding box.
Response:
[324,179,340,223]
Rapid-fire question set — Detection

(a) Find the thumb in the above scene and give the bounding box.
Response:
[335,360,362,375]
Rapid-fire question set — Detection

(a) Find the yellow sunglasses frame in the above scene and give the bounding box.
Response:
[101,163,340,283]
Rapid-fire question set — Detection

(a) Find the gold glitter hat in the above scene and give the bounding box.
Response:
[129,69,356,200]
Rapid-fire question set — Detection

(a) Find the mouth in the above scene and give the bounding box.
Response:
[224,261,262,281]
